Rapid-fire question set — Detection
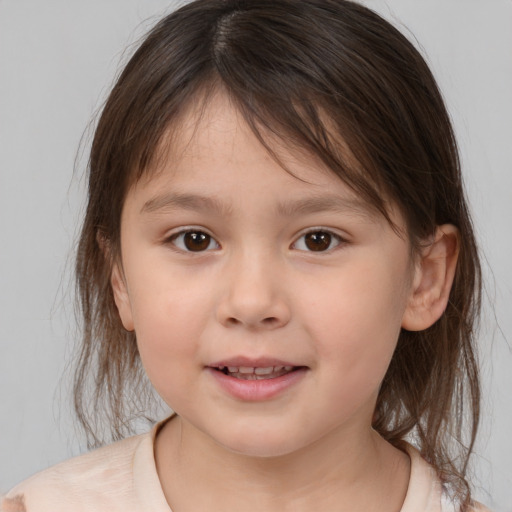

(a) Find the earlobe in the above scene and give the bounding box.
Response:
[401,224,459,331]
[111,263,135,332]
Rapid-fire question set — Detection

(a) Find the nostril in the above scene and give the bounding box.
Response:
[225,316,279,328]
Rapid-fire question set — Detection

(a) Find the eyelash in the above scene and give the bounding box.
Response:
[166,228,346,254]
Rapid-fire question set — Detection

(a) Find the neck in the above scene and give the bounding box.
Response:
[154,415,410,512]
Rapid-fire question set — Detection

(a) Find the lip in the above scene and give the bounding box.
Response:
[206,357,308,401]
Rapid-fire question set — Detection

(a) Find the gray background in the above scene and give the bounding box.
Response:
[0,1,511,510]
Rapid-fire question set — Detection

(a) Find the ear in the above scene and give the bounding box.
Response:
[401,224,459,331]
[111,262,135,332]
[96,230,135,332]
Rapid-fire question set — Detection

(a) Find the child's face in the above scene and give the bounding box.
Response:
[113,93,417,457]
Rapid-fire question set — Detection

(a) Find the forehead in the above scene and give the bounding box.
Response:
[131,91,400,227]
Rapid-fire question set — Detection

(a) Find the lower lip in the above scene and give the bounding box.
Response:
[207,367,308,401]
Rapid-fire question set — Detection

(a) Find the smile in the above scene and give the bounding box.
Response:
[207,360,308,401]
[215,365,296,380]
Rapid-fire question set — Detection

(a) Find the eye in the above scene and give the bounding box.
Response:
[169,230,220,252]
[293,230,343,252]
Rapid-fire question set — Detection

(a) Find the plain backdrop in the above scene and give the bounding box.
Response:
[0,1,511,510]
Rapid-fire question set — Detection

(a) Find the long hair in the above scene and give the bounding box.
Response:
[74,0,481,506]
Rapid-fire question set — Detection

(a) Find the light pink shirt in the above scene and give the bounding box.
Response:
[1,421,489,512]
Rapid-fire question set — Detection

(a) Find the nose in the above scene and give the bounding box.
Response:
[215,251,291,330]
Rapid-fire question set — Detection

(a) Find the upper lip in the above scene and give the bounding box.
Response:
[208,356,302,368]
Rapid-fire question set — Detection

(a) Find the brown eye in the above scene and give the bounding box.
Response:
[293,230,341,252]
[184,232,210,251]
[305,232,331,251]
[171,231,219,252]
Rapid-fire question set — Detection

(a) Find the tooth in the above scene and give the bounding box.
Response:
[284,366,293,372]
[228,367,238,373]
[255,367,274,375]
[273,366,284,372]
[238,367,254,374]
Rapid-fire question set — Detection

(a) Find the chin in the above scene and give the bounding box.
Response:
[221,438,299,459]
[209,421,307,459]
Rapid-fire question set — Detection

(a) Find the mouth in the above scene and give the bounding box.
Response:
[207,359,308,401]
[213,365,304,380]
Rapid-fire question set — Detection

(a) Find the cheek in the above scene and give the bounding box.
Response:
[303,258,410,392]
[125,267,213,388]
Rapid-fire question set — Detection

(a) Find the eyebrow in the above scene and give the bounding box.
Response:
[141,192,376,220]
[275,194,376,219]
[141,192,233,216]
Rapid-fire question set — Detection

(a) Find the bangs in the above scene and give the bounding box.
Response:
[144,77,394,225]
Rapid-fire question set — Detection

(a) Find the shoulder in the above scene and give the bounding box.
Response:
[402,444,492,512]
[440,495,492,512]
[470,504,492,512]
[1,433,149,512]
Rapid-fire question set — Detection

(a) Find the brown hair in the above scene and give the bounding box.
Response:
[74,0,481,507]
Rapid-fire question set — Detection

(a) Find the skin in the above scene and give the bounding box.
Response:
[111,92,459,511]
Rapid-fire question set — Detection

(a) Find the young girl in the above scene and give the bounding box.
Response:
[2,0,490,510]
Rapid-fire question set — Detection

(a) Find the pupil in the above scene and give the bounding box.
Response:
[305,232,331,251]
[184,232,210,251]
